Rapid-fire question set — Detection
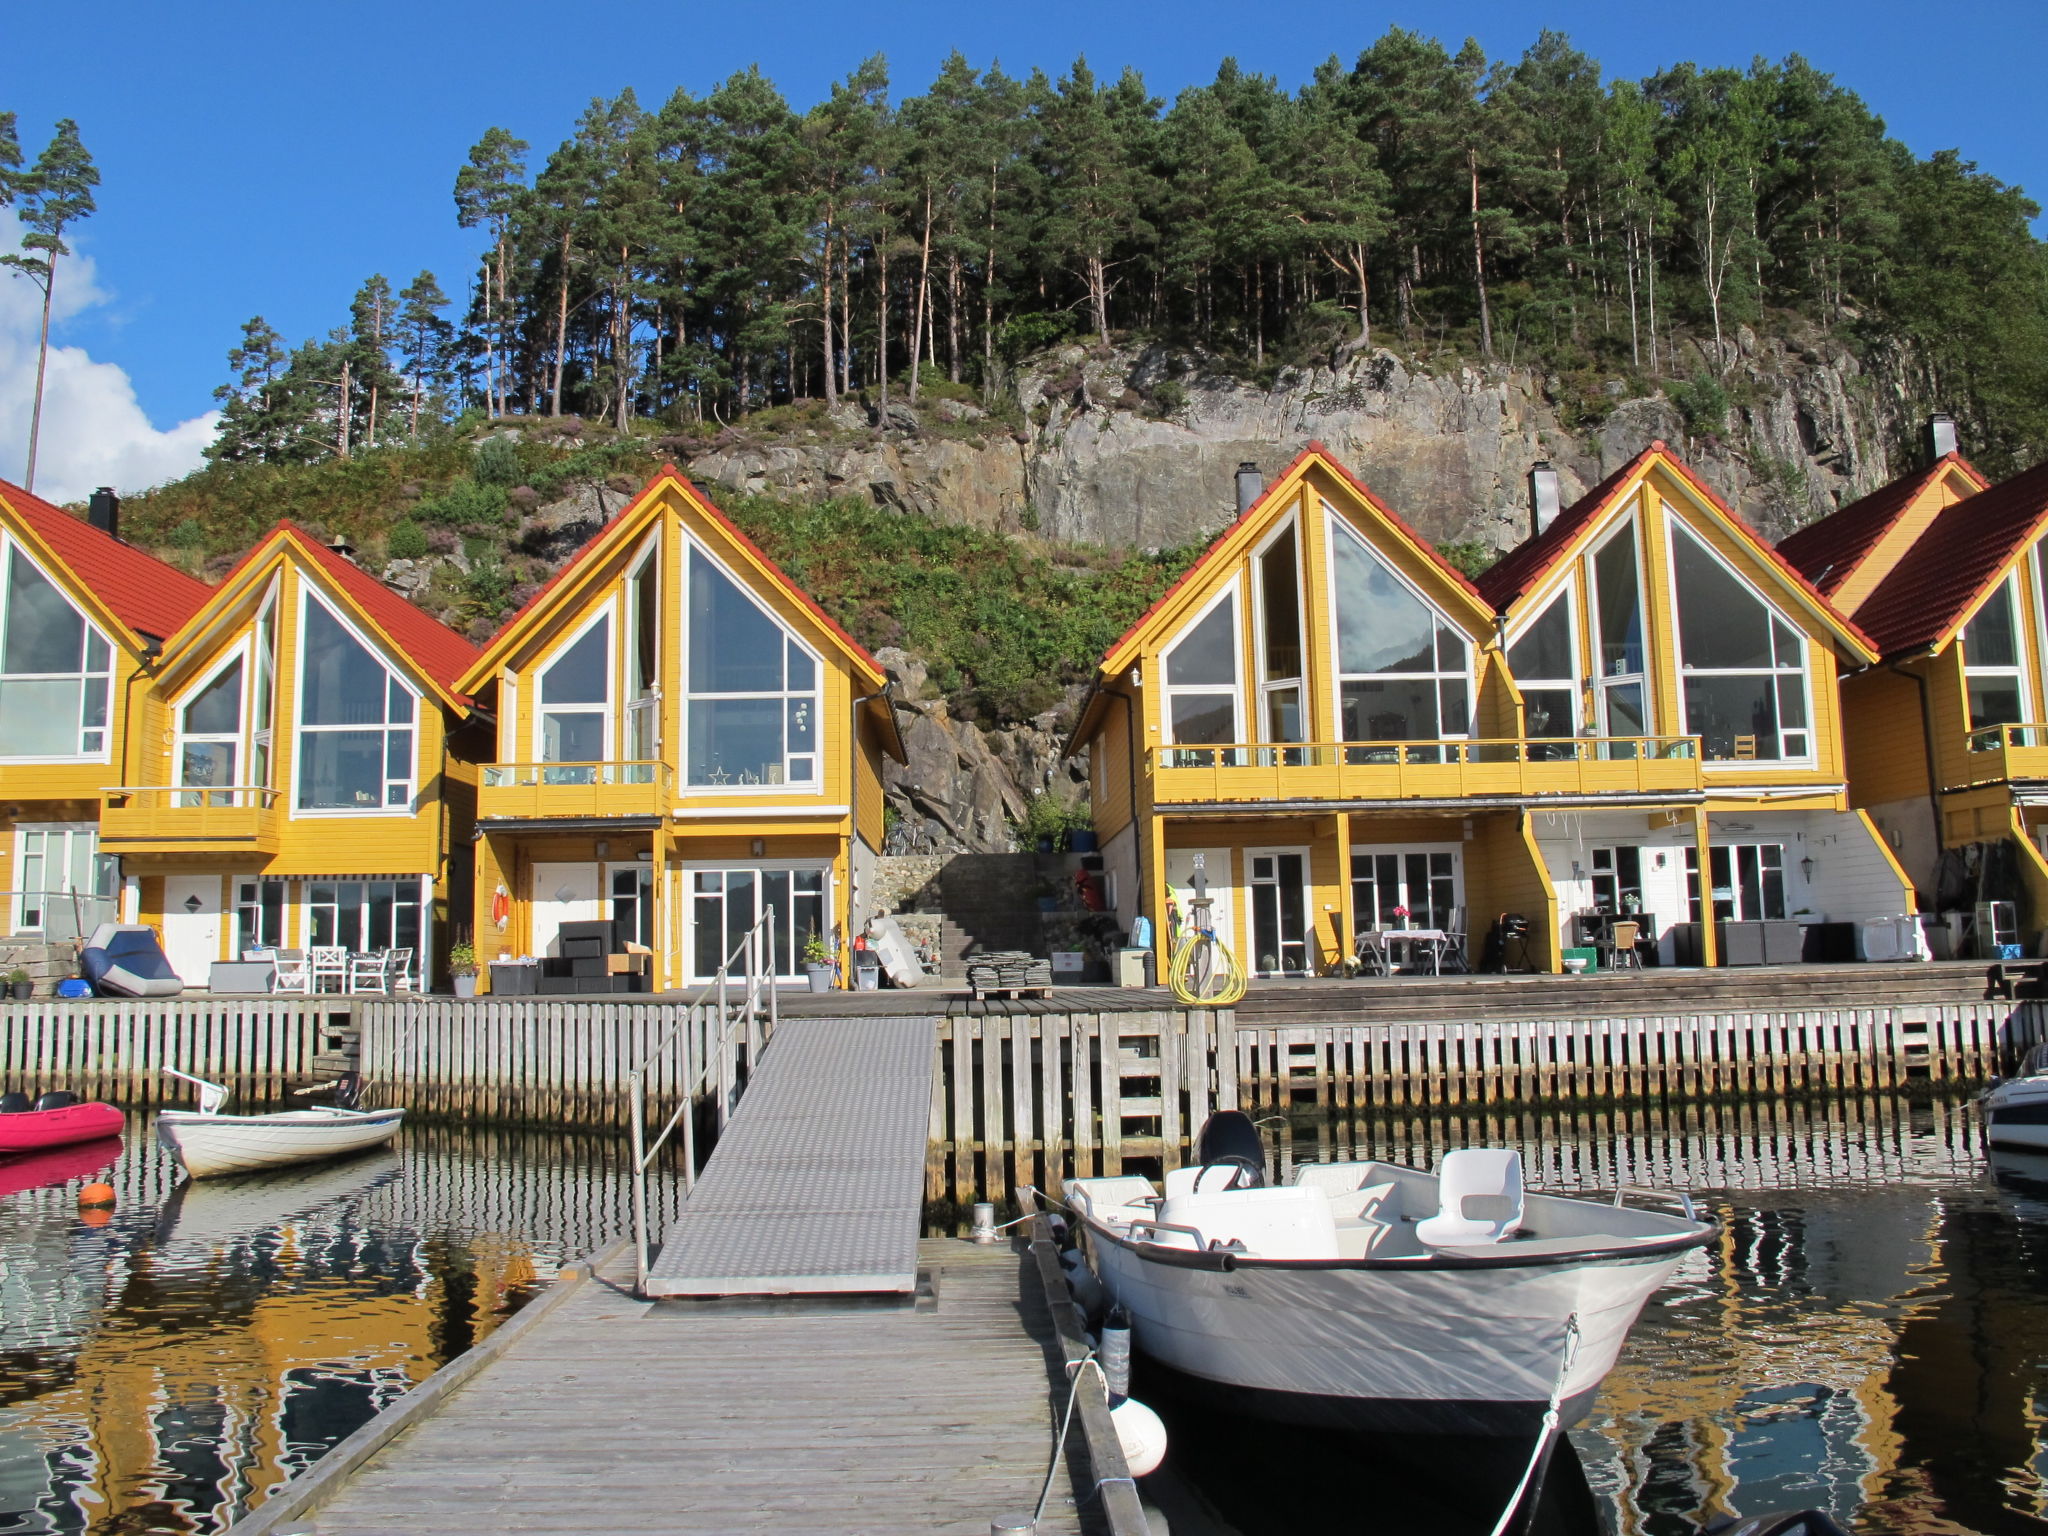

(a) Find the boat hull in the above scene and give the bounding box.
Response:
[157,1107,404,1178]
[0,1101,125,1153]
[1981,1080,2048,1150]
[1083,1225,1690,1437]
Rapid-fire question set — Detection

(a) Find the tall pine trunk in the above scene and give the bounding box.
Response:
[551,228,572,415]
[908,190,933,402]
[821,222,838,409]
[22,252,56,492]
[947,252,962,383]
[1469,149,1494,360]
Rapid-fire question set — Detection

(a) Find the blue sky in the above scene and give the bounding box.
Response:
[7,0,2047,497]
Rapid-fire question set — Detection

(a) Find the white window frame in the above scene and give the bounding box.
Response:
[1506,578,1582,743]
[1160,577,1246,758]
[12,821,110,935]
[1586,508,1654,739]
[680,859,832,982]
[1664,515,1815,767]
[173,638,252,807]
[250,583,280,792]
[1962,567,2032,737]
[1323,508,1472,751]
[681,538,826,795]
[624,534,662,763]
[300,873,428,960]
[291,587,422,818]
[531,598,617,767]
[1251,514,1307,751]
[1349,843,1465,933]
[0,533,115,764]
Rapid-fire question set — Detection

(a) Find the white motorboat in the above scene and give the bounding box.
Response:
[1064,1112,1714,1437]
[1979,1044,2048,1151]
[156,1069,404,1179]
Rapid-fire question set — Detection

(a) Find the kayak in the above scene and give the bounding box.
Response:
[0,1093,125,1153]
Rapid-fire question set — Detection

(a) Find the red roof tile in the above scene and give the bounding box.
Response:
[474,466,887,687]
[1851,457,2048,657]
[1777,453,1989,599]
[1097,442,1487,670]
[0,477,212,643]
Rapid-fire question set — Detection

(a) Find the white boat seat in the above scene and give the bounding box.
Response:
[1415,1148,1525,1247]
[1165,1163,1261,1198]
[1158,1185,1340,1260]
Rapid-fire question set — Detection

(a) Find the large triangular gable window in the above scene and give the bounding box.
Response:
[1161,584,1242,762]
[295,591,419,811]
[1670,523,1811,763]
[1961,571,2030,734]
[1327,513,1469,759]
[685,545,820,790]
[0,537,112,760]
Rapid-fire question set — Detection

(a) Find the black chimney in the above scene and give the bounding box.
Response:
[1528,461,1562,536]
[327,533,356,564]
[1925,413,1958,463]
[87,487,119,538]
[1235,462,1264,516]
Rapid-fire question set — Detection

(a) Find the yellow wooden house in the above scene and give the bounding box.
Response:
[457,466,905,991]
[0,480,212,942]
[1779,444,2048,931]
[1478,442,1917,968]
[1069,442,1916,976]
[96,522,483,987]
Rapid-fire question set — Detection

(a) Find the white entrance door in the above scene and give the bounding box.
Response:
[1165,848,1236,959]
[531,862,601,958]
[1246,846,1313,976]
[163,875,223,988]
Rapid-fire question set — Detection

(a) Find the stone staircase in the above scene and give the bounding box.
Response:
[937,853,1065,976]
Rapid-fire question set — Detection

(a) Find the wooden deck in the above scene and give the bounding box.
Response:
[231,1238,1106,1535]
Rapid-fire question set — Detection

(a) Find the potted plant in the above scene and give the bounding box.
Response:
[449,942,479,998]
[802,928,835,993]
[5,968,29,1001]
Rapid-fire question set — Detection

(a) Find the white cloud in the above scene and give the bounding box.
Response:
[0,218,217,504]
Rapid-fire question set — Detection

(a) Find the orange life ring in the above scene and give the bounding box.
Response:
[491,889,511,930]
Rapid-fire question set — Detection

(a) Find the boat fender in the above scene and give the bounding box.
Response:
[1701,1513,1850,1536]
[0,1092,29,1114]
[1067,1267,1104,1320]
[1110,1397,1167,1477]
[1099,1312,1133,1401]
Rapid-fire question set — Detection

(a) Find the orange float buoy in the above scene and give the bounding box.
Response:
[78,1181,115,1208]
[79,1206,111,1228]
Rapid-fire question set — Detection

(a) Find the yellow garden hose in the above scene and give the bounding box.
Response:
[1169,927,1248,1007]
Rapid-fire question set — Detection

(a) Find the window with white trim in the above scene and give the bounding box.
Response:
[1329,518,1469,759]
[1590,517,1650,741]
[1962,572,2028,732]
[1162,586,1242,761]
[690,866,825,981]
[296,593,417,811]
[1685,844,1786,922]
[625,544,660,762]
[538,610,611,768]
[1255,523,1305,751]
[177,652,244,807]
[1508,587,1578,759]
[1350,847,1460,932]
[236,877,287,951]
[1671,524,1810,762]
[0,539,112,760]
[685,546,820,789]
[251,592,277,789]
[306,877,423,952]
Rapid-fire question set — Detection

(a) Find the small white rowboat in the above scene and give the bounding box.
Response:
[156,1069,404,1179]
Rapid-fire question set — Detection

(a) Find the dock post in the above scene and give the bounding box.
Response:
[629,1067,650,1292]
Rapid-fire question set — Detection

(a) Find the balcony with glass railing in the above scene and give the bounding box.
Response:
[98,785,283,852]
[1961,724,2048,787]
[478,761,672,820]
[1149,736,1702,805]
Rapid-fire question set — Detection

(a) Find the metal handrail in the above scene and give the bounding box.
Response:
[627,909,779,1293]
[1126,1218,1210,1250]
[1612,1184,1698,1221]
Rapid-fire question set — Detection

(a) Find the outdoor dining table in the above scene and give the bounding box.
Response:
[1356,927,1449,976]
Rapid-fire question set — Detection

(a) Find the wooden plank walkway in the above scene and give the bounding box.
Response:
[251,1238,1097,1535]
[645,1013,936,1296]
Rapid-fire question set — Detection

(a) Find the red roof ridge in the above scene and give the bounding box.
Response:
[1095,444,1485,670]
[0,477,213,643]
[1779,452,1989,600]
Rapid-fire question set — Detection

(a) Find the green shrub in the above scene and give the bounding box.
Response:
[1669,373,1731,436]
[1435,540,1496,579]
[170,519,207,551]
[1015,791,1093,850]
[387,522,429,560]
[473,436,523,486]
[414,478,509,528]
[1148,379,1187,417]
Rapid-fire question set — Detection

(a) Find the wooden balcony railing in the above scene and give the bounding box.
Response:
[99,785,283,851]
[1149,736,1702,804]
[1961,723,2048,786]
[478,761,672,820]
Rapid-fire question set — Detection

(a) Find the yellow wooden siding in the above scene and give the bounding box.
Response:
[1091,689,1135,839]
[854,725,884,851]
[1840,665,1932,808]
[1829,466,1984,618]
[1926,645,1975,792]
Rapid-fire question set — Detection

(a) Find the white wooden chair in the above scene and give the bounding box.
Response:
[384,947,416,992]
[308,947,348,993]
[272,949,310,995]
[347,950,393,995]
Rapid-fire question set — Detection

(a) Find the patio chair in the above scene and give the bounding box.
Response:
[1416,1148,1525,1247]
[308,947,348,993]
[384,946,416,992]
[1354,929,1391,977]
[272,949,310,995]
[1437,907,1471,974]
[347,950,393,995]
[1604,920,1642,970]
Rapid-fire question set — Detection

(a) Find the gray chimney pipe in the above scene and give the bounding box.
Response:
[1528,461,1562,536]
[1235,462,1264,516]
[1926,413,1958,463]
[87,487,119,539]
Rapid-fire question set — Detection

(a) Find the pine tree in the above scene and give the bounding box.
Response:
[396,272,453,440]
[0,112,19,207]
[454,127,529,418]
[2,120,98,491]
[207,317,291,462]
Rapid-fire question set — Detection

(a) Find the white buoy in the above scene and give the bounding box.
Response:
[1111,1396,1168,1477]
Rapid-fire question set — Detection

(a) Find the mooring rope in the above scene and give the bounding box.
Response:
[1487,1314,1582,1536]
[1036,1352,1109,1524]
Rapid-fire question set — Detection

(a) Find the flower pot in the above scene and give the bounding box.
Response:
[453,973,478,999]
[1035,835,1055,854]
[8,981,29,1001]
[1070,829,1099,853]
[805,963,834,994]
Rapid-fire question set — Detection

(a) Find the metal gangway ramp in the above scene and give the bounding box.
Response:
[642,1013,936,1297]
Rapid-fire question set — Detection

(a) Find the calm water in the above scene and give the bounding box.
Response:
[3,1095,2045,1534]
[0,1118,686,1535]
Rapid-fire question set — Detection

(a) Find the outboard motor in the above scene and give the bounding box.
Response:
[0,1091,31,1113]
[1192,1110,1267,1190]
[32,1090,79,1111]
